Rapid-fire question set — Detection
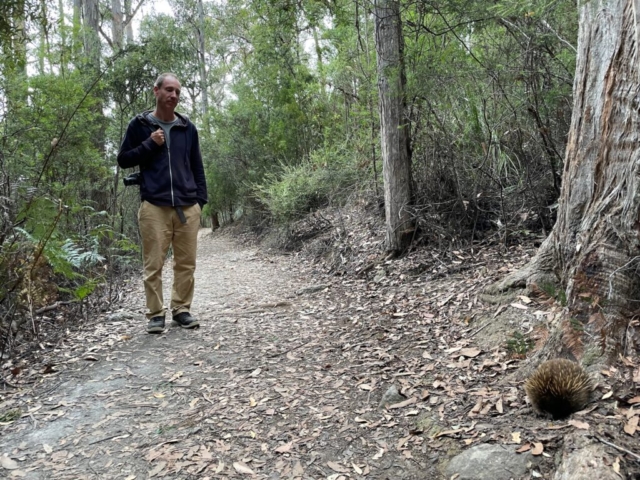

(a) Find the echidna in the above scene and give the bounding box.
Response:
[524,358,593,420]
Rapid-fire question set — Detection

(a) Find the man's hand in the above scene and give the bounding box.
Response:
[150,128,165,146]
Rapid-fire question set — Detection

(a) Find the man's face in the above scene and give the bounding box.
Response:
[154,76,181,111]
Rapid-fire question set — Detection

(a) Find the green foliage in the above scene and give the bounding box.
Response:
[539,281,567,306]
[254,146,360,222]
[506,331,534,356]
[569,317,584,332]
[0,408,22,423]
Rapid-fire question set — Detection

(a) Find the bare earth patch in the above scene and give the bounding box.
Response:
[1,220,639,479]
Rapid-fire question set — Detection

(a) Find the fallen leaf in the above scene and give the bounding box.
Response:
[459,348,482,358]
[372,448,384,460]
[511,432,521,444]
[327,461,349,473]
[628,396,640,404]
[148,461,166,478]
[352,463,363,474]
[434,428,462,438]
[613,456,621,474]
[43,444,53,454]
[292,461,304,476]
[387,397,417,409]
[233,462,255,475]
[531,443,544,455]
[274,442,293,453]
[624,416,639,436]
[516,443,531,453]
[568,419,589,430]
[495,398,503,414]
[518,295,532,304]
[602,391,614,400]
[619,355,635,367]
[510,303,529,310]
[0,456,18,469]
[249,397,257,407]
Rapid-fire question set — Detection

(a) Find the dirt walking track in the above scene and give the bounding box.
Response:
[0,229,444,479]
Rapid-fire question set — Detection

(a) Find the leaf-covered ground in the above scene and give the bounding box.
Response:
[1,210,639,479]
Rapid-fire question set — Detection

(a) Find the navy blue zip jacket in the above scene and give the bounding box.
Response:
[117,111,208,208]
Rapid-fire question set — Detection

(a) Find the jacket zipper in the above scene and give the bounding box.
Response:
[168,144,175,206]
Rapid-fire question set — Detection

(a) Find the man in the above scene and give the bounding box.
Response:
[117,73,208,333]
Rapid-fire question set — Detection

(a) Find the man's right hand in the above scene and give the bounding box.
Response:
[151,128,165,146]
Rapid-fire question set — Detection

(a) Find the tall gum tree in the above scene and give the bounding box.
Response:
[374,0,414,253]
[488,0,640,365]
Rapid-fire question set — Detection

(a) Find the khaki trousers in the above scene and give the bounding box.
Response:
[138,201,201,319]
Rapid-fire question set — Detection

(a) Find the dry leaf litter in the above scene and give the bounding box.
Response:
[1,206,639,479]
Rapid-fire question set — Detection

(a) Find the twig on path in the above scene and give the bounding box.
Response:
[469,322,490,337]
[139,438,182,450]
[593,435,640,463]
[0,375,18,389]
[35,300,76,315]
[88,431,131,445]
[40,381,66,396]
[267,339,314,358]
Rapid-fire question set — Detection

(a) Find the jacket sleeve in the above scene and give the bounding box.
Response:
[190,126,208,207]
[117,118,162,169]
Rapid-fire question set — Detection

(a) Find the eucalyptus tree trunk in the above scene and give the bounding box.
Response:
[374,0,414,253]
[111,0,124,50]
[72,0,82,56]
[58,0,68,74]
[37,0,49,74]
[124,0,134,42]
[7,0,27,74]
[196,0,209,132]
[489,0,640,365]
[83,0,100,68]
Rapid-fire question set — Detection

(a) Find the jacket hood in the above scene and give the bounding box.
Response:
[137,110,190,128]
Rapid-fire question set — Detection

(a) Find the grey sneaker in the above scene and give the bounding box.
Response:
[172,312,200,329]
[146,316,165,333]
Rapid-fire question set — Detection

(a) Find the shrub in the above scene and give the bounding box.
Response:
[253,147,359,222]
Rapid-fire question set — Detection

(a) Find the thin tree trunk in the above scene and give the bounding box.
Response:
[58,0,68,74]
[196,0,209,132]
[374,0,414,253]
